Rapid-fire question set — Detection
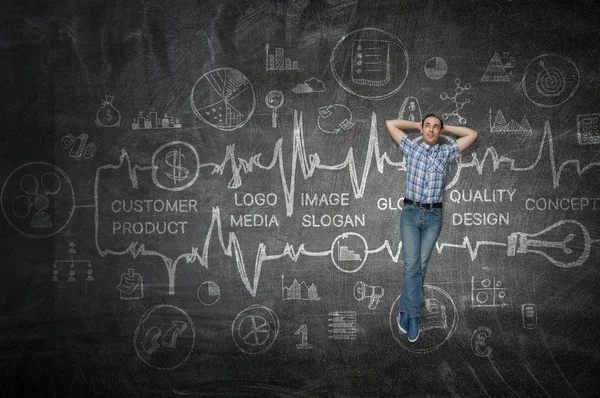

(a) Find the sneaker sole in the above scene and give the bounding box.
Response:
[408,330,419,342]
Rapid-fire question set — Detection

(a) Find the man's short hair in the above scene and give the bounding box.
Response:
[421,113,444,128]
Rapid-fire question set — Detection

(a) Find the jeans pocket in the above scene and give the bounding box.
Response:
[431,207,443,216]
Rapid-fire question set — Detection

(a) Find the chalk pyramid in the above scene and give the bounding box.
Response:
[481,52,510,82]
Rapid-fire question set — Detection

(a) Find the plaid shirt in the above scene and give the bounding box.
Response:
[399,135,460,203]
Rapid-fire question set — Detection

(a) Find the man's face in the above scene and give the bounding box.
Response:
[421,116,443,145]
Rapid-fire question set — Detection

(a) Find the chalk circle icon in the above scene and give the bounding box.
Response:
[389,285,458,354]
[330,232,368,273]
[330,28,409,100]
[522,54,579,108]
[197,281,221,306]
[151,141,200,192]
[424,57,448,80]
[232,304,279,354]
[133,304,195,370]
[190,67,256,131]
[1,162,75,238]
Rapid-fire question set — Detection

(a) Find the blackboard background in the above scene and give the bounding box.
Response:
[2,0,600,396]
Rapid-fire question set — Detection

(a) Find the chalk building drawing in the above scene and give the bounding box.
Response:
[131,109,181,130]
[281,275,320,301]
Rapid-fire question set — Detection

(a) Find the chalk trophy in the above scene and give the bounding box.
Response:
[354,281,384,309]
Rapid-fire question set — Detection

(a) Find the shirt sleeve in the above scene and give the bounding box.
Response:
[398,135,415,157]
[446,140,460,162]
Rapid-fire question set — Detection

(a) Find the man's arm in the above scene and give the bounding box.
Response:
[443,124,478,152]
[385,119,420,146]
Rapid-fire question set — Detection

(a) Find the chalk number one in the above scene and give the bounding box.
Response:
[295,324,313,350]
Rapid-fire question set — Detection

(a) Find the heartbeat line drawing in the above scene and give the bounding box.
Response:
[197,112,599,216]
[94,188,598,296]
[92,112,600,296]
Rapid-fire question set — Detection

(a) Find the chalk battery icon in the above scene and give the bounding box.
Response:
[522,303,537,329]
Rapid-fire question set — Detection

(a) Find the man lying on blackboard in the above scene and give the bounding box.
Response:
[385,114,478,342]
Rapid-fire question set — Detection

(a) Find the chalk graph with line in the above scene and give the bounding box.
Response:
[196,112,600,216]
[88,111,600,296]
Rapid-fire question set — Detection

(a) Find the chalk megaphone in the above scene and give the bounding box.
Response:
[354,281,384,309]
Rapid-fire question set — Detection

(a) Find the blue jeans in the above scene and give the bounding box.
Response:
[398,204,443,318]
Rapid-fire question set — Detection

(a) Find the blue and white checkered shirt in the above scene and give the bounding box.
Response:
[399,135,460,203]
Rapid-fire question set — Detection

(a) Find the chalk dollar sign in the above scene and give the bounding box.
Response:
[165,148,189,185]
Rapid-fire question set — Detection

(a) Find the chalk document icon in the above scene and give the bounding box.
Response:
[133,305,195,370]
[1,162,75,238]
[330,28,409,100]
[190,67,255,131]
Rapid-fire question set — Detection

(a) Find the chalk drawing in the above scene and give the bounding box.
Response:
[353,281,384,309]
[94,95,121,127]
[481,52,510,82]
[265,90,284,128]
[281,275,320,301]
[471,276,508,308]
[471,327,493,357]
[150,141,200,192]
[489,109,532,135]
[232,304,279,354]
[424,57,448,80]
[117,268,144,300]
[389,285,458,354]
[197,281,220,306]
[61,133,97,160]
[508,219,593,268]
[131,109,181,130]
[330,28,408,100]
[292,77,325,93]
[397,96,422,123]
[1,162,75,238]
[52,241,93,283]
[265,44,300,70]
[93,114,600,296]
[192,114,599,216]
[190,67,255,131]
[331,232,368,273]
[522,303,538,329]
[133,304,195,370]
[577,113,600,145]
[295,324,313,349]
[328,311,357,340]
[317,104,355,134]
[521,54,579,107]
[440,78,471,125]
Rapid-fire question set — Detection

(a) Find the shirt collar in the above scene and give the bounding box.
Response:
[420,140,439,151]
